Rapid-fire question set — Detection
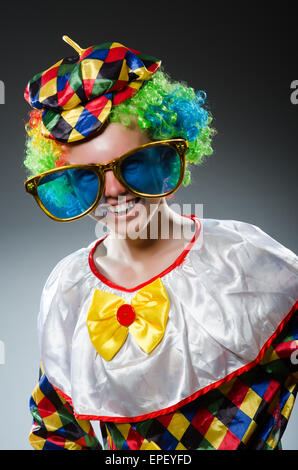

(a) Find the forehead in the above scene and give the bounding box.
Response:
[63,122,150,165]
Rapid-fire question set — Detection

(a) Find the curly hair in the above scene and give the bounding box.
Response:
[24,69,215,186]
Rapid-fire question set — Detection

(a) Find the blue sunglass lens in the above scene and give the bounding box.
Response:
[120,145,182,196]
[37,168,100,220]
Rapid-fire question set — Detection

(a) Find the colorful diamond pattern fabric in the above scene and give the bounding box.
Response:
[29,308,298,450]
[24,42,161,143]
[102,309,298,450]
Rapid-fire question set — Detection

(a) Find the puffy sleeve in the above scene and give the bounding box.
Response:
[191,218,298,312]
[29,364,102,450]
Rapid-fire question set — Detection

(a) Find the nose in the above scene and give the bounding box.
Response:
[104,170,127,199]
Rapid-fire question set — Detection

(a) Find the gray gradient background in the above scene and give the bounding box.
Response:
[0,0,297,450]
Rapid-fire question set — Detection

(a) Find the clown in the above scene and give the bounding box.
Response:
[24,36,298,450]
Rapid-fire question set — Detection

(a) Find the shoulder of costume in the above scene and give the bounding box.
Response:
[190,218,298,287]
[187,218,298,340]
[196,218,297,260]
[41,244,90,289]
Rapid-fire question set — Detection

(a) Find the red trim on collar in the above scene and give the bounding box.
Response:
[52,300,298,423]
[88,214,201,292]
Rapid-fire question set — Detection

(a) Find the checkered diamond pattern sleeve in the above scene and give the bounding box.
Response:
[24,42,161,143]
[29,367,102,450]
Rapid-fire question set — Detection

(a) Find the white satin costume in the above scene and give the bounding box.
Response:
[29,217,298,450]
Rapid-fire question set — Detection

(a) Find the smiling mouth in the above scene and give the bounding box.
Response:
[107,197,141,216]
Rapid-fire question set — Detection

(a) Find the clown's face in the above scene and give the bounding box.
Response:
[63,122,164,238]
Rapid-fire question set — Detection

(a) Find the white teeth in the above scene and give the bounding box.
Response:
[108,199,137,215]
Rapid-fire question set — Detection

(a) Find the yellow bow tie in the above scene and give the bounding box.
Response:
[87,278,169,361]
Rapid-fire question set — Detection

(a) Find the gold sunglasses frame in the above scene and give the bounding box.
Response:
[24,138,188,222]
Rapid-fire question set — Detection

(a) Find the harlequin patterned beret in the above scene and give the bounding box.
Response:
[24,36,161,143]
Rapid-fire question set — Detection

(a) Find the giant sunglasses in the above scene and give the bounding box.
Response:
[25,138,188,222]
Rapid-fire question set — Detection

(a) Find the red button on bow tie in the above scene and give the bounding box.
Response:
[116,304,136,327]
